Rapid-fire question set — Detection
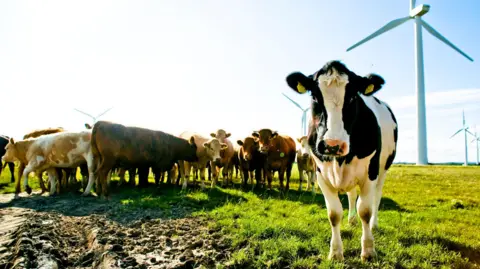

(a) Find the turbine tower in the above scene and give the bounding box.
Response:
[469,125,480,165]
[74,107,114,127]
[282,93,310,136]
[346,0,474,165]
[450,110,472,166]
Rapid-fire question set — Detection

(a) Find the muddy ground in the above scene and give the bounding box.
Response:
[0,191,234,269]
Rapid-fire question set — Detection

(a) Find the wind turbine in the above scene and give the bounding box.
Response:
[450,110,473,166]
[346,0,474,166]
[469,125,480,165]
[74,107,114,127]
[282,93,310,136]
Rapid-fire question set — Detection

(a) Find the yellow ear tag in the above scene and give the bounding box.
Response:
[280,152,285,157]
[296,82,307,93]
[365,84,374,94]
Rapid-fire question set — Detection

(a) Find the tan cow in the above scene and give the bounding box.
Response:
[296,136,317,195]
[210,129,234,187]
[179,131,227,189]
[2,131,95,198]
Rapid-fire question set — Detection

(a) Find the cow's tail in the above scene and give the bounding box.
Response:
[91,123,104,174]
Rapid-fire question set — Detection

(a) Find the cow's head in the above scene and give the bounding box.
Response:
[185,136,199,162]
[251,129,277,154]
[203,138,228,163]
[286,60,385,157]
[2,138,18,163]
[296,136,311,159]
[237,137,259,161]
[210,129,231,142]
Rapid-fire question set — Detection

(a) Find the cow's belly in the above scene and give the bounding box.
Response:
[315,153,374,193]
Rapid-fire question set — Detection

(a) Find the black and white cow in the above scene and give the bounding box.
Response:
[285,60,398,261]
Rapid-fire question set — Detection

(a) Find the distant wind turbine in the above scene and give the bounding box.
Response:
[450,110,473,166]
[282,93,310,136]
[469,125,480,165]
[74,107,114,126]
[346,0,474,166]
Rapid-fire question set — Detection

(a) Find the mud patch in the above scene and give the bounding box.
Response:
[0,211,231,268]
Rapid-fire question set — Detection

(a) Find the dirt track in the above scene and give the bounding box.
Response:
[0,191,233,269]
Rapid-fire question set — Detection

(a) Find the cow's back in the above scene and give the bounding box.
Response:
[92,121,190,168]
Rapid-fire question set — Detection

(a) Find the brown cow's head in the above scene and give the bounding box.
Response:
[203,138,228,163]
[252,129,278,154]
[210,129,231,142]
[237,137,259,161]
[2,138,18,163]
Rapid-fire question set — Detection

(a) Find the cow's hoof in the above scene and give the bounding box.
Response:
[25,186,32,195]
[81,192,92,197]
[328,251,344,261]
[13,194,20,200]
[361,248,377,262]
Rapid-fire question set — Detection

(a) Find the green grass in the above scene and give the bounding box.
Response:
[1,163,479,268]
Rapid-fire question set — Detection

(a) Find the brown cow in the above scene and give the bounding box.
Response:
[179,131,227,189]
[91,121,198,198]
[296,136,317,195]
[252,129,296,190]
[2,131,95,198]
[209,129,234,187]
[236,136,265,187]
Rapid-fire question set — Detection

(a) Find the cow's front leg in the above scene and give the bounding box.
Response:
[358,179,377,261]
[309,171,316,195]
[21,163,37,196]
[316,171,344,260]
[347,188,358,225]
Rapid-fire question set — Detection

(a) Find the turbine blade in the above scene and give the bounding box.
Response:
[95,107,114,119]
[421,20,474,62]
[450,128,463,138]
[74,108,94,119]
[282,93,304,110]
[466,129,475,136]
[346,16,412,51]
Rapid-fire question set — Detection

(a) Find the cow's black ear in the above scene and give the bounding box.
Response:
[251,131,259,138]
[286,72,315,94]
[237,140,244,146]
[360,73,385,96]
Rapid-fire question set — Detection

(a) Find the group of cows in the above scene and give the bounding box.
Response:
[0,121,317,199]
[1,60,398,261]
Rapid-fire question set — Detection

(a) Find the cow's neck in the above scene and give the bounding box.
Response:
[15,140,34,163]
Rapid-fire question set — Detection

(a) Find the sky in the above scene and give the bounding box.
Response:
[1,0,479,164]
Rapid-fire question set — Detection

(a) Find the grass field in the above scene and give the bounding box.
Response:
[1,164,479,268]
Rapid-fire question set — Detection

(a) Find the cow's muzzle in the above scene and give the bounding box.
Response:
[318,139,348,156]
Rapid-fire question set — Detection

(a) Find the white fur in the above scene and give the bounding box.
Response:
[318,71,350,147]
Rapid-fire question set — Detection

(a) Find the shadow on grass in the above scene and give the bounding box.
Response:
[399,235,480,266]
[0,181,247,225]
[0,178,406,226]
[225,181,408,212]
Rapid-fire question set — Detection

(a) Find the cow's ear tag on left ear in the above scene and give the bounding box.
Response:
[365,84,374,94]
[297,82,307,93]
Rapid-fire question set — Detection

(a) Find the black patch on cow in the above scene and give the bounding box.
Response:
[384,104,398,171]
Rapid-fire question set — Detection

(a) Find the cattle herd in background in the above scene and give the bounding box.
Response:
[1,60,399,261]
[0,120,315,199]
